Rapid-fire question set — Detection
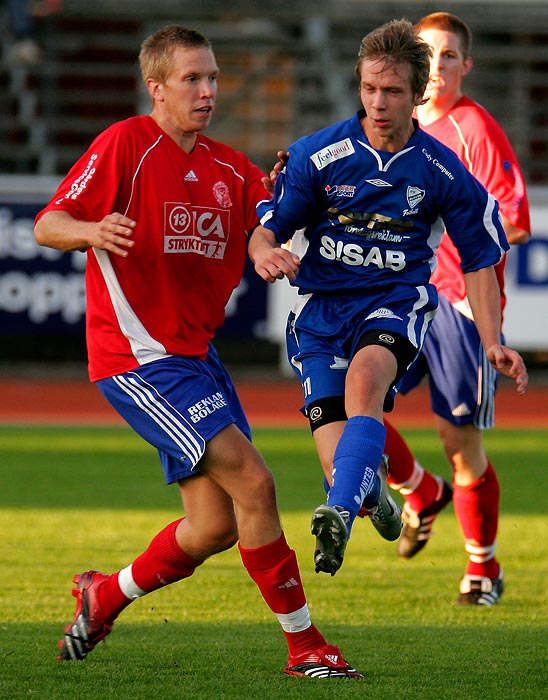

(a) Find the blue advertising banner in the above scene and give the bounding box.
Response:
[1,178,546,362]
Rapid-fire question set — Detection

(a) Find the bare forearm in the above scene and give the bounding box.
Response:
[464,266,528,394]
[464,267,502,351]
[248,225,278,263]
[249,225,300,283]
[35,211,95,252]
[34,210,136,257]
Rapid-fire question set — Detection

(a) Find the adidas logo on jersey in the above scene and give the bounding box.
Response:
[184,170,198,181]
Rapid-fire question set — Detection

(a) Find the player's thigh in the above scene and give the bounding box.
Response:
[200,424,278,511]
[345,344,399,418]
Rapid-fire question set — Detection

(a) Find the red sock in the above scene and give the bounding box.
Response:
[130,518,202,589]
[453,461,500,579]
[384,419,441,512]
[97,518,203,622]
[239,533,325,656]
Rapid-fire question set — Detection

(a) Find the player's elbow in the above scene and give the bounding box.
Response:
[508,229,531,245]
[34,217,50,247]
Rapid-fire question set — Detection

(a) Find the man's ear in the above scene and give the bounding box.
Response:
[462,56,474,77]
[146,78,164,102]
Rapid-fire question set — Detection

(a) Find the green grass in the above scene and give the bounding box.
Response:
[0,425,547,699]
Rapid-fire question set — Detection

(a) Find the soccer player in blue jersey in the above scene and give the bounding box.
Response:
[249,19,527,577]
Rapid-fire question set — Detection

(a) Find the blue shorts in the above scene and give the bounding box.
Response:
[97,345,251,484]
[286,285,437,414]
[398,294,499,428]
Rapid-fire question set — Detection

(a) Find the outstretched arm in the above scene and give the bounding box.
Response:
[464,266,528,395]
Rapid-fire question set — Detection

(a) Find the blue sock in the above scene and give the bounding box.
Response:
[327,416,386,532]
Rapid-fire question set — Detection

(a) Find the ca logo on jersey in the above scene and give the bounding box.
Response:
[163,202,230,258]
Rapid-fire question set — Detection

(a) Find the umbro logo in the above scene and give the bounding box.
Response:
[367,178,392,187]
[184,170,198,181]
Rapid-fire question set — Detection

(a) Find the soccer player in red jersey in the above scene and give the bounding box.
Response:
[34,24,362,678]
[383,12,531,605]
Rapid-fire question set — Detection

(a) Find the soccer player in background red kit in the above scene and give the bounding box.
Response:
[383,12,531,605]
[34,24,362,679]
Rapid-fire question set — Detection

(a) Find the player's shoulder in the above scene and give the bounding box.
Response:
[92,116,160,149]
[416,127,466,172]
[292,115,353,153]
[196,133,248,162]
[105,115,154,135]
[450,96,506,136]
[288,115,356,174]
[195,134,265,181]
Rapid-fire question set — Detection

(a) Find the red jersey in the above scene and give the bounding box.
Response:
[420,96,530,317]
[36,116,267,381]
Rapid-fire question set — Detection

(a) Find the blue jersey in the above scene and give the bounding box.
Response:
[257,110,508,295]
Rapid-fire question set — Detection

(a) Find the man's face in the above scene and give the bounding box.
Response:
[359,58,421,150]
[153,46,219,134]
[419,28,472,104]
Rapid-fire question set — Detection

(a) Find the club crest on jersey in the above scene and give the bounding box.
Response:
[406,186,425,209]
[213,181,232,208]
[310,138,355,170]
[163,201,230,258]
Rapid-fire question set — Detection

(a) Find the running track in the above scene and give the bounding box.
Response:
[1,376,547,428]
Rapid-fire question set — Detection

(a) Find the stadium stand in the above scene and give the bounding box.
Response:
[0,0,547,180]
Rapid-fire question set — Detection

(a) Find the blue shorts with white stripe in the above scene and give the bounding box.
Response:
[399,294,499,429]
[97,344,251,484]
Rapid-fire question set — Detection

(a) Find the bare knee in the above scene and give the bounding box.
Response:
[436,419,487,483]
[176,514,238,559]
[206,524,239,553]
[237,460,277,510]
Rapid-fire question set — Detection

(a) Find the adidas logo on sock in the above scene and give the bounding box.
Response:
[184,170,198,181]
[278,577,299,589]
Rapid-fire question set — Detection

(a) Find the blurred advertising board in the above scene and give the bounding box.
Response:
[0,178,546,361]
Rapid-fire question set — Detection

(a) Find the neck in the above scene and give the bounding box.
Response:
[362,116,416,153]
[150,112,197,153]
[418,92,463,126]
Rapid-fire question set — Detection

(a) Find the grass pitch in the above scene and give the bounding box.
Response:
[0,425,546,700]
